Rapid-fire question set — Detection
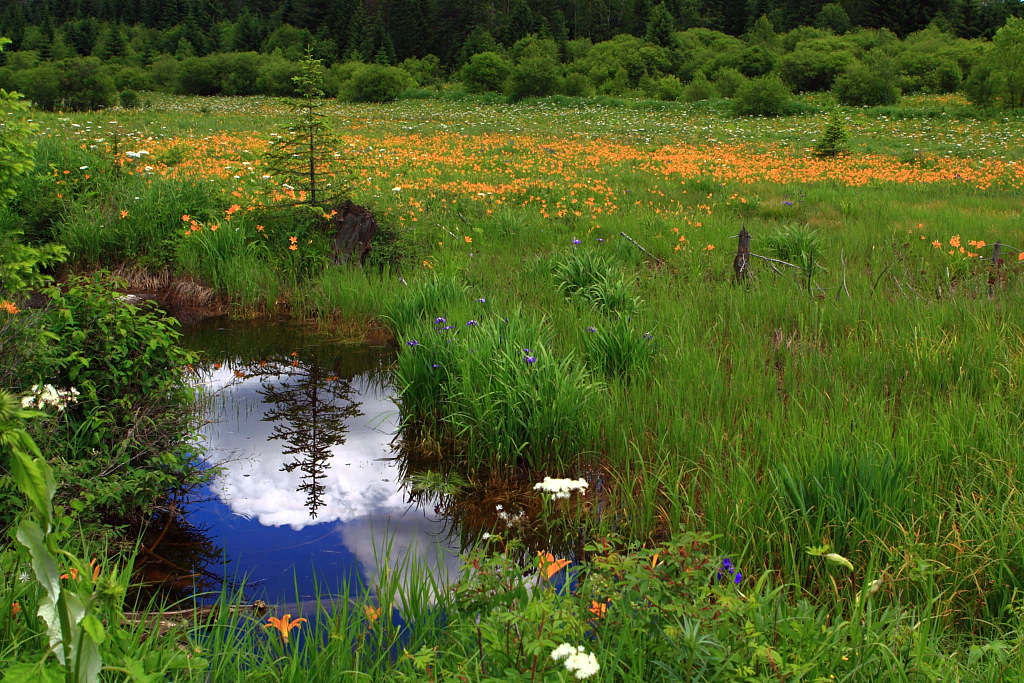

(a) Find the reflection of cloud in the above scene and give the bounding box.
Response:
[339,511,461,606]
[200,369,406,531]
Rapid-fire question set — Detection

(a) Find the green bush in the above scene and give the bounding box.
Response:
[460,52,512,94]
[834,62,900,106]
[713,67,746,97]
[814,114,849,157]
[16,57,117,111]
[738,45,776,77]
[732,74,792,116]
[343,63,413,102]
[779,44,853,92]
[562,71,594,97]
[119,89,140,108]
[682,71,718,102]
[646,74,684,101]
[177,55,221,95]
[506,56,562,101]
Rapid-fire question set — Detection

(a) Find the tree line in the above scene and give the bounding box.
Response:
[1,0,1022,67]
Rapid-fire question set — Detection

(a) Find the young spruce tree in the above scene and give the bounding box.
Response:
[263,48,347,212]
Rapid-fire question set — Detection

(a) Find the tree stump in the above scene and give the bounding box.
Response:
[329,200,378,266]
[733,227,751,283]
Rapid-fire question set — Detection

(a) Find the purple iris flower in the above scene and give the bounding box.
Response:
[406,340,419,347]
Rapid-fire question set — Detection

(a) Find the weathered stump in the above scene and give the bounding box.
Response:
[733,227,751,283]
[329,200,378,266]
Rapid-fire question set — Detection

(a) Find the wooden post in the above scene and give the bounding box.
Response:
[993,242,1002,266]
[733,227,751,283]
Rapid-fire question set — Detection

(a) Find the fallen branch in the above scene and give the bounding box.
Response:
[619,232,665,265]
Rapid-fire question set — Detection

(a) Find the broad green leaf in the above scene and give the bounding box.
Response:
[15,520,61,598]
[81,613,106,645]
[9,447,56,528]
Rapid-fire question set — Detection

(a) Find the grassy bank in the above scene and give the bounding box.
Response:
[3,92,1024,678]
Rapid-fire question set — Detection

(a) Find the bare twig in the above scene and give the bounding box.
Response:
[619,232,665,265]
[749,253,802,270]
[840,250,851,299]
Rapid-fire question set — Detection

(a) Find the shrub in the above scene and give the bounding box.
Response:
[18,57,117,111]
[779,45,853,92]
[682,72,718,102]
[738,45,776,77]
[460,52,512,94]
[646,74,684,101]
[343,63,412,102]
[713,67,746,97]
[732,74,792,116]
[119,89,140,108]
[400,54,443,87]
[562,72,594,97]
[834,62,900,106]
[506,56,562,101]
[177,56,221,95]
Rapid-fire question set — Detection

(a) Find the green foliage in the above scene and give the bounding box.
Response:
[263,49,347,209]
[646,74,684,101]
[778,42,853,92]
[15,57,116,111]
[763,223,824,277]
[342,63,413,102]
[814,113,849,157]
[582,317,655,379]
[21,275,200,522]
[460,52,513,94]
[732,74,793,116]
[682,71,717,102]
[834,61,901,106]
[506,56,563,101]
[712,67,746,97]
[965,17,1024,109]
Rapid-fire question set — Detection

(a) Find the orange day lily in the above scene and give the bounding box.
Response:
[364,605,381,627]
[120,209,128,218]
[537,552,571,580]
[1,300,20,315]
[264,614,307,643]
[588,600,607,619]
[11,602,21,617]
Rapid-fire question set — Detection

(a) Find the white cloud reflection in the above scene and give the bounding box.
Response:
[196,364,462,595]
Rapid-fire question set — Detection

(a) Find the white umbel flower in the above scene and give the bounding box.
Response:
[551,644,599,679]
[533,476,588,500]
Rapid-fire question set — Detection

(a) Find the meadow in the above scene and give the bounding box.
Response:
[4,91,1024,679]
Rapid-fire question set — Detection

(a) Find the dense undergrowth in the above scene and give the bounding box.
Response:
[3,88,1024,678]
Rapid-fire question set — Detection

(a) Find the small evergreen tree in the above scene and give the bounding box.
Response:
[814,114,849,158]
[262,48,347,211]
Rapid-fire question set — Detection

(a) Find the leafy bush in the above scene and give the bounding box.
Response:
[15,57,117,111]
[834,62,900,106]
[506,56,563,101]
[645,74,684,101]
[738,45,776,77]
[732,74,792,116]
[778,44,853,92]
[562,71,594,97]
[713,67,746,97]
[682,71,718,102]
[119,89,140,108]
[342,63,413,103]
[177,56,221,95]
[460,51,512,94]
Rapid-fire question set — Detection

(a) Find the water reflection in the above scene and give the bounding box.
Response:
[143,320,463,605]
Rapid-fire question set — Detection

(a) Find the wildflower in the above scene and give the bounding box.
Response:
[290,351,299,357]
[477,297,486,303]
[551,644,600,679]
[466,320,478,326]
[264,614,307,643]
[703,244,715,251]
[931,240,941,248]
[588,600,607,619]
[181,214,191,222]
[464,236,472,243]
[783,201,793,206]
[392,186,401,192]
[572,238,581,244]
[209,224,219,232]
[256,225,265,232]
[120,209,128,218]
[586,326,596,333]
[1,300,20,315]
[289,244,298,251]
[533,476,588,500]
[949,235,961,249]
[289,236,298,244]
[21,384,80,411]
[11,602,20,617]
[642,332,653,340]
[364,605,381,626]
[524,355,536,365]
[537,552,571,580]
[406,340,419,347]
[434,317,447,324]
[596,238,604,242]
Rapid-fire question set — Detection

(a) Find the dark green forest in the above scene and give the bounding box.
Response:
[2,0,1022,66]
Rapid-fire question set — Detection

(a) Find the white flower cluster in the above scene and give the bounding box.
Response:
[21,384,80,411]
[533,477,588,500]
[495,504,526,527]
[551,644,600,679]
[125,150,150,158]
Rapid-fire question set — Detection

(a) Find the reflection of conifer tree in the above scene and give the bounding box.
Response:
[258,358,362,518]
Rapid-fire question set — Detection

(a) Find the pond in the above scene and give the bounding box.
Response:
[140,320,461,608]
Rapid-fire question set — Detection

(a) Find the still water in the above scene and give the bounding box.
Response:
[169,320,460,606]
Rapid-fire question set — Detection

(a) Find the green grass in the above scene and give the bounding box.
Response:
[5,91,1024,677]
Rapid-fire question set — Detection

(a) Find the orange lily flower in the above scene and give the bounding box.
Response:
[588,600,607,619]
[264,614,307,643]
[11,602,21,617]
[537,552,570,580]
[364,605,381,626]
[1,300,20,315]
